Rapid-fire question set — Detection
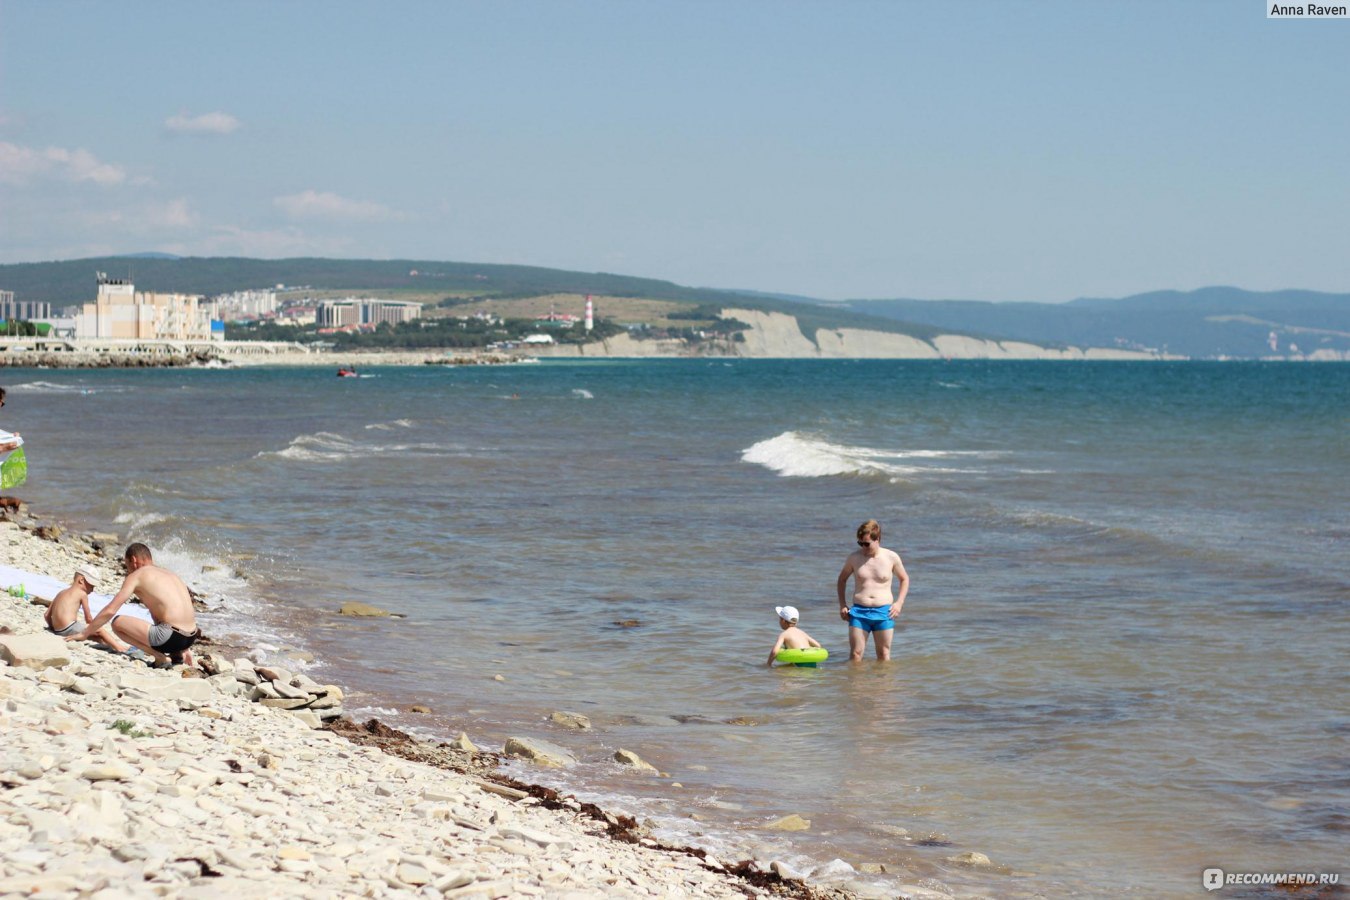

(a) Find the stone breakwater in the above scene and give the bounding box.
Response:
[0,351,220,369]
[0,510,882,900]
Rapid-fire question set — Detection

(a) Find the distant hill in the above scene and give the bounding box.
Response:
[0,256,751,305]
[832,287,1350,359]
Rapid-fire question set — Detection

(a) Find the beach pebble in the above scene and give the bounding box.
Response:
[255,665,293,684]
[39,668,75,688]
[450,732,478,753]
[291,672,323,693]
[0,633,72,670]
[771,860,808,881]
[396,862,431,885]
[549,711,591,730]
[813,858,856,878]
[503,737,575,768]
[81,763,135,782]
[764,814,811,831]
[338,601,394,617]
[271,680,310,700]
[613,749,658,772]
[947,850,993,867]
[208,674,247,696]
[409,705,431,714]
[498,826,571,850]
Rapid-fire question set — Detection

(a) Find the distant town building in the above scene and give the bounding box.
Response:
[314,298,422,328]
[213,289,278,319]
[74,274,217,341]
[0,296,51,321]
[276,306,317,327]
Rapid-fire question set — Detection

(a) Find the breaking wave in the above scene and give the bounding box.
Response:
[259,430,469,463]
[740,431,999,479]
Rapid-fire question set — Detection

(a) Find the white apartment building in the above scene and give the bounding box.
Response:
[0,296,51,321]
[74,274,216,341]
[214,289,278,319]
[315,298,422,328]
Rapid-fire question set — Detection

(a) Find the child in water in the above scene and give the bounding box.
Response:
[766,605,823,666]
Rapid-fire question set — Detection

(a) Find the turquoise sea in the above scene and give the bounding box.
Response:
[9,360,1348,897]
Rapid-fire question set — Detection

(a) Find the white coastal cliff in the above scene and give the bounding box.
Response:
[535,308,1169,360]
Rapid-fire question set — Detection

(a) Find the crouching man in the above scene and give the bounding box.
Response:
[66,543,198,668]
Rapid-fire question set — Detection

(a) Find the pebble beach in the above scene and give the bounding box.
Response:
[0,508,874,900]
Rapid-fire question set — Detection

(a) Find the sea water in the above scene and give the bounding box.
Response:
[9,360,1348,896]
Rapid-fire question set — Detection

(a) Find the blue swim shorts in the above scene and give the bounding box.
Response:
[848,605,894,633]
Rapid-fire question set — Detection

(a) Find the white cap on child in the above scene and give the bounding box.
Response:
[775,605,799,623]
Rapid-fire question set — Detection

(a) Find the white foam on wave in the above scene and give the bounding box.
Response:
[260,430,470,463]
[364,418,416,431]
[571,389,594,399]
[741,431,998,479]
[8,380,127,395]
[146,536,313,656]
[265,431,355,461]
[113,511,168,530]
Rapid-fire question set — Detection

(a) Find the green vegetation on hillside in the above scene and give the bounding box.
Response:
[0,256,761,307]
[228,314,626,349]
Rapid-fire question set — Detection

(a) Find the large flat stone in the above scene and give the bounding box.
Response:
[115,673,213,702]
[0,633,72,670]
[503,737,576,768]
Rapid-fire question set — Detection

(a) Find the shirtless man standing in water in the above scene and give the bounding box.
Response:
[66,543,199,667]
[837,519,910,661]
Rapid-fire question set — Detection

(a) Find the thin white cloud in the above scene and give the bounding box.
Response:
[146,198,198,228]
[71,197,197,232]
[0,141,126,186]
[181,224,356,258]
[274,189,399,222]
[164,111,241,135]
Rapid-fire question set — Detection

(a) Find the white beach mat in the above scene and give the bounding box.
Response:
[0,564,154,624]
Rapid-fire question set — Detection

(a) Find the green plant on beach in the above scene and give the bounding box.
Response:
[108,719,152,738]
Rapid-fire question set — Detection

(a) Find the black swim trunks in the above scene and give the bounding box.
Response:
[148,622,199,663]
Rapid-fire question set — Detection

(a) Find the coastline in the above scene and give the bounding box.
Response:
[0,503,879,899]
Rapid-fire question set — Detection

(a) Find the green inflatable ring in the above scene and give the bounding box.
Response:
[775,647,828,666]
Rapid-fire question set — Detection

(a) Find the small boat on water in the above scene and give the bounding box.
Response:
[336,367,358,378]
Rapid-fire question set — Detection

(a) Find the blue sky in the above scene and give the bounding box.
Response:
[1,1,1346,301]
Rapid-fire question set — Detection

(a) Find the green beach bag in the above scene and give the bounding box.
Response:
[1,447,27,489]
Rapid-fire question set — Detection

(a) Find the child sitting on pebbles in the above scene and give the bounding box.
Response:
[44,565,134,654]
[766,605,823,666]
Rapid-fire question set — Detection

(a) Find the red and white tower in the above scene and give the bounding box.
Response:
[584,295,594,332]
